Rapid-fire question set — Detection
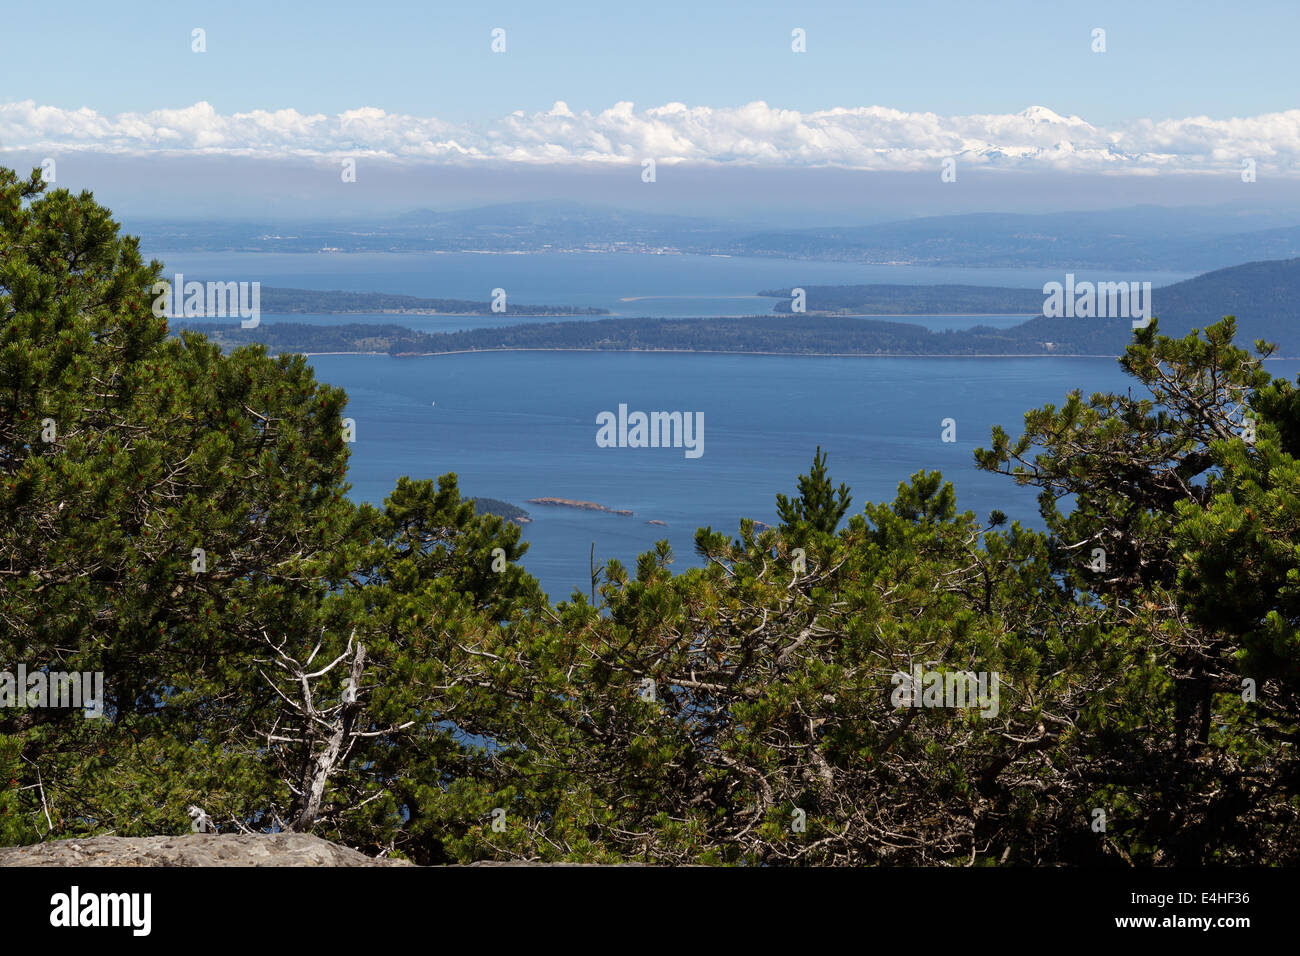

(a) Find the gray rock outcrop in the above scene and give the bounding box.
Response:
[0,833,412,867]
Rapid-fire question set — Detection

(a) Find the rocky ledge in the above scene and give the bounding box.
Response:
[526,497,633,516]
[0,833,412,867]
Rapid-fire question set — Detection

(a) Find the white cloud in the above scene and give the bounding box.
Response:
[1,98,1297,174]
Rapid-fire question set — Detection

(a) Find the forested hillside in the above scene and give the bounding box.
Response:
[1128,257,1300,347]
[763,257,1300,354]
[759,283,1044,315]
[4,168,1300,865]
[732,209,1300,270]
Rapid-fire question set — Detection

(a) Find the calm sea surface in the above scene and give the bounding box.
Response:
[152,250,1193,320]
[305,351,1297,603]
[154,251,1257,602]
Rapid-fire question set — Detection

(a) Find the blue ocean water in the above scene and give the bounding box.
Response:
[153,250,1194,320]
[152,249,1262,602]
[308,350,1288,603]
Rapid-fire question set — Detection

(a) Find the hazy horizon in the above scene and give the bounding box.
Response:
[4,1,1299,223]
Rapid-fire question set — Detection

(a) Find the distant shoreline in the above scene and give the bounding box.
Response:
[268,309,1037,318]
[304,347,1127,359]
[264,310,605,317]
[249,287,609,317]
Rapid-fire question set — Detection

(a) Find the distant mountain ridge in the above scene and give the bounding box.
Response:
[1001,256,1300,354]
[761,257,1300,354]
[134,202,1300,270]
[735,210,1300,271]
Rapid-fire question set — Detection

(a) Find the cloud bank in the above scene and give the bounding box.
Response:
[2,99,1298,174]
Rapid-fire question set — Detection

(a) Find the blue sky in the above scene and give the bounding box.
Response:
[5,0,1298,124]
[4,1,1299,219]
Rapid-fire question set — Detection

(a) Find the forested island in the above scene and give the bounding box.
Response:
[178,314,1090,356]
[165,311,1220,358]
[757,283,1043,315]
[178,258,1300,357]
[471,498,532,523]
[527,497,634,516]
[178,321,443,354]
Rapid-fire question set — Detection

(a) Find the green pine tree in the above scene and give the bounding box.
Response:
[775,445,852,534]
